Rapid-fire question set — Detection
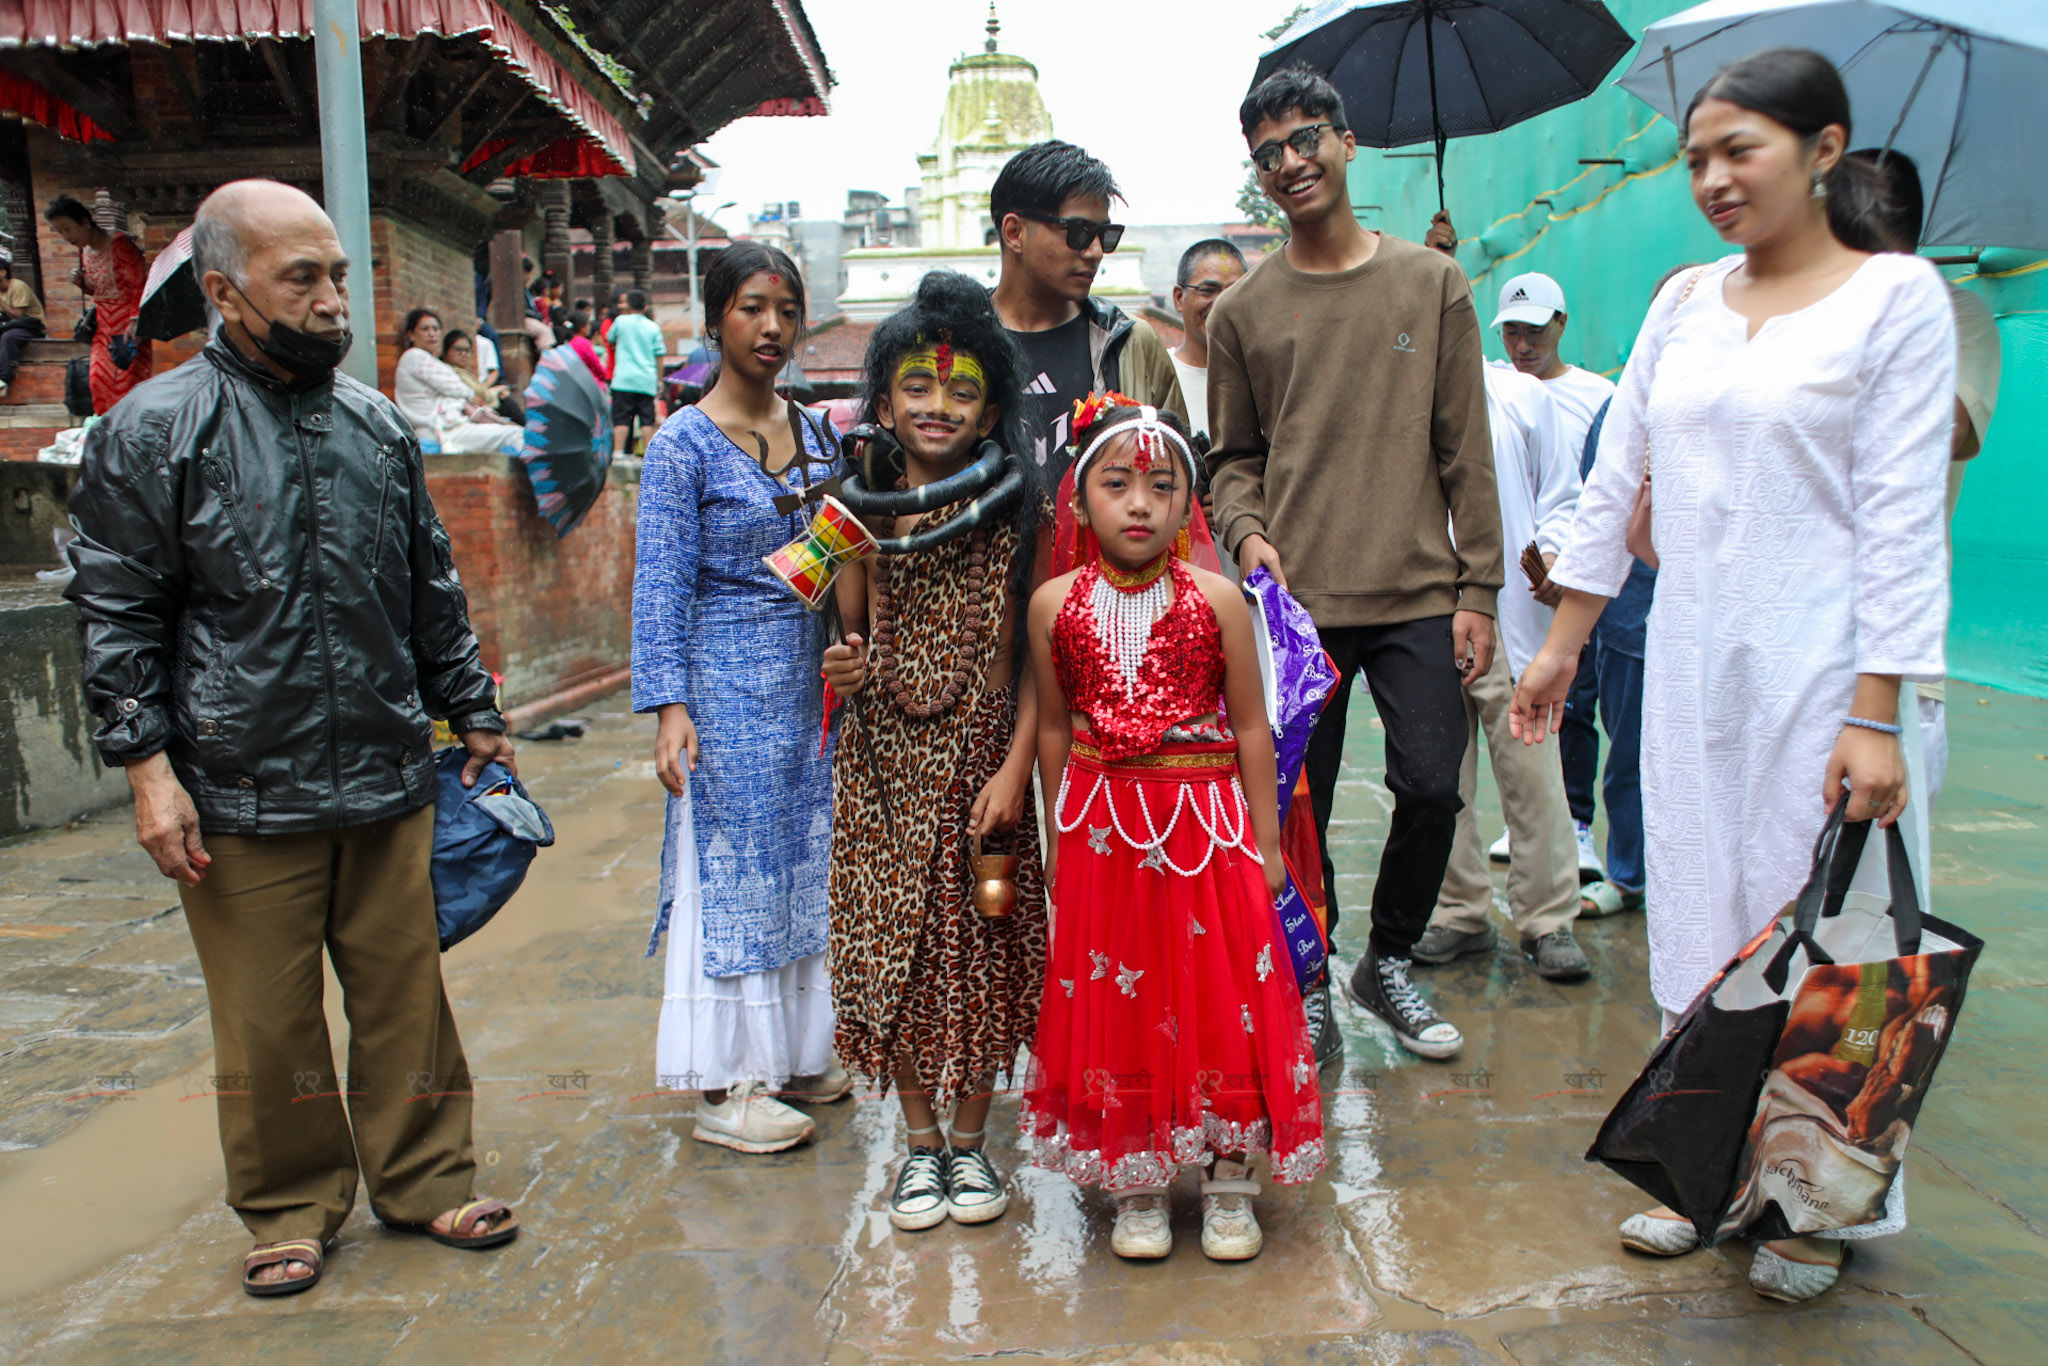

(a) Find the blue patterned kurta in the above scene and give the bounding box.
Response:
[633,405,838,975]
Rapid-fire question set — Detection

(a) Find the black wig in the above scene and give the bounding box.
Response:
[857,269,1045,658]
[860,269,1031,466]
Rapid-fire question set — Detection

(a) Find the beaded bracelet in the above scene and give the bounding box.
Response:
[1841,715,1903,735]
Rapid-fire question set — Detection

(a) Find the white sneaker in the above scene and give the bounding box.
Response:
[1110,1190,1172,1259]
[782,1061,855,1104]
[1575,823,1606,884]
[693,1080,816,1153]
[1200,1160,1263,1261]
[1487,828,1512,864]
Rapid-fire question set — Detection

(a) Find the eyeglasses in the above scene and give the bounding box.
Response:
[1178,282,1231,300]
[1018,212,1125,252]
[1250,123,1338,174]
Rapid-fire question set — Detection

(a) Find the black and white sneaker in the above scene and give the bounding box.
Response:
[944,1146,1010,1224]
[889,1149,950,1231]
[1344,950,1464,1060]
[1304,978,1343,1069]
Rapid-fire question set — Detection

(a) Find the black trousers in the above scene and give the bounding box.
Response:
[0,315,44,383]
[1304,615,1470,963]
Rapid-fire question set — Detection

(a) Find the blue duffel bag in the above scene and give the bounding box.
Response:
[431,746,555,951]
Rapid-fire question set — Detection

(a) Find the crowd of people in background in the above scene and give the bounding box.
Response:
[55,35,1998,1309]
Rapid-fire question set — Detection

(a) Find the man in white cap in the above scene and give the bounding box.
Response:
[1493,271,1614,470]
[1490,272,1617,887]
[0,246,47,400]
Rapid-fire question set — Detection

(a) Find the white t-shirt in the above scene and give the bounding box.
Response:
[1170,351,1209,437]
[1541,364,1618,467]
[475,332,500,380]
[1482,362,1583,678]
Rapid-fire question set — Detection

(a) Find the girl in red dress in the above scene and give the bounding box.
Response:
[1022,396,1324,1263]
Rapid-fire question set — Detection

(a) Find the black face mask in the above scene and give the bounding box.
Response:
[230,283,352,379]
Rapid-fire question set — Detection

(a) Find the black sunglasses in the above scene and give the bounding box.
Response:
[1250,123,1338,174]
[1018,211,1125,252]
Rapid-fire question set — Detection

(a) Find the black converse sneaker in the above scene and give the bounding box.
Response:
[944,1145,1010,1224]
[889,1149,950,1231]
[1303,977,1343,1068]
[1344,949,1464,1060]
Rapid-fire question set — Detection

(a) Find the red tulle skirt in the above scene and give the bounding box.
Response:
[1021,738,1326,1190]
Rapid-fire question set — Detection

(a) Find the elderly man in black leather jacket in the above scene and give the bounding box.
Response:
[65,180,520,1298]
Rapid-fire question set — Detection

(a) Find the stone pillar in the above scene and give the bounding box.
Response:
[541,180,572,296]
[631,237,653,296]
[591,214,615,312]
[488,229,532,393]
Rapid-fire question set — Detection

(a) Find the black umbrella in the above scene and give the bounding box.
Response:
[1255,0,1636,209]
[520,347,612,538]
[137,226,208,342]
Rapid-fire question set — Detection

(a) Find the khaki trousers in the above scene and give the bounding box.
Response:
[178,804,476,1244]
[1432,648,1580,940]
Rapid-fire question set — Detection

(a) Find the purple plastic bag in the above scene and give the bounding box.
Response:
[1243,568,1338,991]
[1243,568,1336,798]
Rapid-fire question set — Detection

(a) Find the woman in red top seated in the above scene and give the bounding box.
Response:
[1022,396,1323,1266]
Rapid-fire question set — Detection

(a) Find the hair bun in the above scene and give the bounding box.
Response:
[912,269,997,327]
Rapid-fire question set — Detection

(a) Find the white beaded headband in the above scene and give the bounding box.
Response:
[1072,404,1200,483]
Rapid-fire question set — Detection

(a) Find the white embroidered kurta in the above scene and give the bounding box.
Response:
[1551,253,1952,1015]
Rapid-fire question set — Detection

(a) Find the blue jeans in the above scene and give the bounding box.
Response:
[1593,642,1645,894]
[1560,642,1600,827]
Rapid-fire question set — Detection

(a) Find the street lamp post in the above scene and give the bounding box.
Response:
[686,198,737,341]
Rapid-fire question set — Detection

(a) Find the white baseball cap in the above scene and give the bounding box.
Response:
[1491,272,1566,328]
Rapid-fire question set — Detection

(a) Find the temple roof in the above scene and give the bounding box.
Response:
[934,4,1049,153]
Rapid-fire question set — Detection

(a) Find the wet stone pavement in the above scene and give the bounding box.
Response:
[1,684,2043,1364]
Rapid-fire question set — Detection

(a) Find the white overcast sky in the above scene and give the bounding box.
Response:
[696,0,1308,231]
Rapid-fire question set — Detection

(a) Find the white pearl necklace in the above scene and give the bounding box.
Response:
[1090,568,1171,689]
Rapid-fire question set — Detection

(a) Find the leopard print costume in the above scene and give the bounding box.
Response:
[828,512,1047,1111]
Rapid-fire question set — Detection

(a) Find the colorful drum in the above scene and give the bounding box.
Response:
[763,494,879,609]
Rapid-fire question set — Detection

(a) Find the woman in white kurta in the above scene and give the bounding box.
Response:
[1511,49,1952,1302]
[394,309,524,455]
[1552,248,1951,1016]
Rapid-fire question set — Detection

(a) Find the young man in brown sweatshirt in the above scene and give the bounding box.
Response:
[1208,67,1503,1063]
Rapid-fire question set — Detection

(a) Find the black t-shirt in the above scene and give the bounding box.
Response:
[1008,310,1094,485]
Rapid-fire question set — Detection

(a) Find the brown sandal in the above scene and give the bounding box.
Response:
[395,1197,520,1249]
[242,1239,324,1297]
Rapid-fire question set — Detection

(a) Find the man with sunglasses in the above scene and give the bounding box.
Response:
[988,140,1185,482]
[1208,67,1501,1065]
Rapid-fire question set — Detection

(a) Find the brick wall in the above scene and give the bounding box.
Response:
[424,453,639,709]
[373,214,480,393]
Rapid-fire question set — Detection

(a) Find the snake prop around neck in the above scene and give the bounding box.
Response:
[836,422,1024,554]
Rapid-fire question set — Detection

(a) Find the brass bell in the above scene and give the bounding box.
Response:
[970,833,1021,920]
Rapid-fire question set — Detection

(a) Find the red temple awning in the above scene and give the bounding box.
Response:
[0,67,114,142]
[0,0,635,175]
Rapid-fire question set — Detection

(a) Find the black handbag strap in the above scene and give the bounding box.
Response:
[1765,803,1925,992]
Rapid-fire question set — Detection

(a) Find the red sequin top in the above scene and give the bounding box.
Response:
[1053,556,1226,760]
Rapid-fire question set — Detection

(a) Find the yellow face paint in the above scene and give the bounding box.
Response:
[896,343,985,391]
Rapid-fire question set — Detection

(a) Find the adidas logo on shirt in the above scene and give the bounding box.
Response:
[1026,372,1058,395]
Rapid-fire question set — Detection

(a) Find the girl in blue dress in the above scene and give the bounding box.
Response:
[633,244,851,1153]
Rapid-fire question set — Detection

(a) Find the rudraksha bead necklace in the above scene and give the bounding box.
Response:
[871,526,991,718]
